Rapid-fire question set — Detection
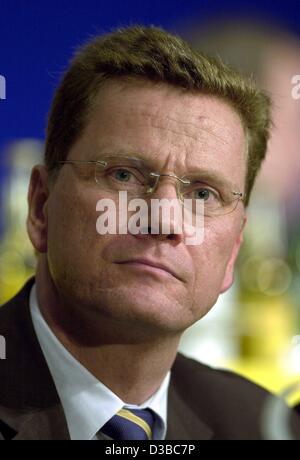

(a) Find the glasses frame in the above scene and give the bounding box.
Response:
[57,157,245,215]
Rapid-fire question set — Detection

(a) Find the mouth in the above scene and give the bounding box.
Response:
[115,258,181,281]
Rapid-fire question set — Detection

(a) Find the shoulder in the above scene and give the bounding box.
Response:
[0,278,59,410]
[172,352,270,408]
[0,278,34,316]
[171,353,283,439]
[172,352,269,400]
[0,278,34,338]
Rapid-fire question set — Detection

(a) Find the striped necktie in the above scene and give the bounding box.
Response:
[101,408,155,440]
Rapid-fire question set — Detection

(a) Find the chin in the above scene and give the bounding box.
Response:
[95,285,195,333]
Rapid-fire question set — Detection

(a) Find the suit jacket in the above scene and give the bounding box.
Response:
[0,278,299,440]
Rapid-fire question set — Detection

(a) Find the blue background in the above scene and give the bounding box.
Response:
[1,0,300,173]
[1,0,300,148]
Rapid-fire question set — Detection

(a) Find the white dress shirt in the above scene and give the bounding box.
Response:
[29,283,170,440]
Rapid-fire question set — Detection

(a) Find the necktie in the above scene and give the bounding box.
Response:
[101,408,155,440]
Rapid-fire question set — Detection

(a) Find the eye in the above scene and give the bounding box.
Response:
[108,167,143,184]
[105,166,146,188]
[190,186,220,203]
[112,168,133,182]
[193,188,210,201]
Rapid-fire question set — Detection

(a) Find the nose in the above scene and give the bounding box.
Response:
[134,175,185,243]
[150,174,181,199]
[148,173,186,199]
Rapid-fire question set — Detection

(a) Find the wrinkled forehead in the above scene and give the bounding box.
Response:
[92,78,245,137]
[77,80,247,187]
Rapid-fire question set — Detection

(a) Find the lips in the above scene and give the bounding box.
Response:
[115,258,181,281]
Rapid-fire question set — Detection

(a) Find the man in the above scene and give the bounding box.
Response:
[0,25,298,440]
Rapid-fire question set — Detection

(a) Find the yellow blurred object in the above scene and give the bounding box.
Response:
[226,358,300,407]
[0,140,41,304]
[0,228,35,304]
[231,293,300,405]
[238,297,294,360]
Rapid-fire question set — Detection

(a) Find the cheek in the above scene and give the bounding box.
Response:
[190,219,240,295]
[47,184,105,274]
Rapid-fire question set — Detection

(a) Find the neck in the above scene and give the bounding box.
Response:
[35,258,180,404]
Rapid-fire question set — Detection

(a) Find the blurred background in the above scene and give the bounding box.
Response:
[1,0,300,414]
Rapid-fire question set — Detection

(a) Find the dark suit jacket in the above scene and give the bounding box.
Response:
[0,278,299,440]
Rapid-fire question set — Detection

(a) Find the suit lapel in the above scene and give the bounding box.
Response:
[166,381,213,440]
[0,404,70,440]
[14,406,70,440]
[0,278,70,440]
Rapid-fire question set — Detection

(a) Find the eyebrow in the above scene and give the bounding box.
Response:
[184,168,236,189]
[92,150,240,190]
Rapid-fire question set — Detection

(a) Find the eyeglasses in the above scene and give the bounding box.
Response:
[57,155,245,217]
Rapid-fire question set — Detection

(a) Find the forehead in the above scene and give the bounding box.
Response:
[71,80,247,187]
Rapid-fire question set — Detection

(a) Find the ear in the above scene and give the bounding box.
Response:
[220,214,247,294]
[26,165,50,253]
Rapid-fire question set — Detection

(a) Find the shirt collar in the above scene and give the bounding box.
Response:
[29,283,170,440]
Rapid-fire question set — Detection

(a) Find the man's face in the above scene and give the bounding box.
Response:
[43,80,247,335]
